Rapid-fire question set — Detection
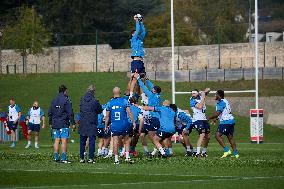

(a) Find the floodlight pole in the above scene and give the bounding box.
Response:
[171,0,176,104]
[254,0,260,144]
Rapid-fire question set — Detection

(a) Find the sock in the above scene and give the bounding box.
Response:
[143,146,149,153]
[125,152,130,159]
[54,152,59,160]
[115,155,119,162]
[104,148,109,156]
[61,153,67,161]
[108,149,113,156]
[233,149,238,155]
[130,146,136,151]
[27,141,31,145]
[130,92,133,97]
[168,148,173,155]
[224,146,229,152]
[186,146,192,152]
[97,148,101,155]
[35,142,38,146]
[158,147,165,155]
[196,147,201,154]
[202,148,207,154]
[151,148,158,156]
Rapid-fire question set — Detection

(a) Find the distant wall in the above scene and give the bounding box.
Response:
[206,96,284,126]
[146,68,284,82]
[1,42,284,74]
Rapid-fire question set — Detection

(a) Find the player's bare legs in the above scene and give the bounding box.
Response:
[123,135,132,161]
[53,138,60,160]
[216,132,226,148]
[227,134,237,151]
[113,136,120,163]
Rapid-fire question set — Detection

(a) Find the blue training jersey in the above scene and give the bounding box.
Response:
[138,79,161,118]
[154,106,175,133]
[130,21,146,58]
[216,98,235,124]
[176,109,193,130]
[128,105,141,124]
[97,104,107,129]
[106,97,130,131]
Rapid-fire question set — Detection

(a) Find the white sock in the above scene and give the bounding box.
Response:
[202,148,207,154]
[104,148,109,155]
[186,146,192,152]
[35,142,38,146]
[151,148,158,156]
[115,155,119,162]
[108,150,113,156]
[130,92,133,97]
[158,147,165,155]
[27,141,31,145]
[97,148,101,155]
[197,147,201,154]
[125,152,130,159]
[168,148,173,155]
[143,146,148,152]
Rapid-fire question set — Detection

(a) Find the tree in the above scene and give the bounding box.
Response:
[2,6,51,75]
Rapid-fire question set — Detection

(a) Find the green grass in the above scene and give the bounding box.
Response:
[0,72,284,189]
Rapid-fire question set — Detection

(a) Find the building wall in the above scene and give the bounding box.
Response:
[1,42,284,74]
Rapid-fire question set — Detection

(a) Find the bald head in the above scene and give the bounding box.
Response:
[113,87,121,97]
[163,100,170,106]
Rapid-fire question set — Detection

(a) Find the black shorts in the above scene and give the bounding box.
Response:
[148,117,160,131]
[193,120,210,135]
[217,123,235,136]
[8,121,18,131]
[28,123,40,132]
[156,129,174,140]
[131,60,145,74]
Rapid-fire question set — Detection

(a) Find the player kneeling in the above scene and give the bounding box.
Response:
[142,100,175,158]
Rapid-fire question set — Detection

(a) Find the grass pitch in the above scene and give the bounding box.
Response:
[0,73,284,189]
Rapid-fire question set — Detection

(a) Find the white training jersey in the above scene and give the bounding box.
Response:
[28,107,44,124]
[190,96,207,122]
[8,104,21,122]
[216,98,235,123]
[140,108,151,125]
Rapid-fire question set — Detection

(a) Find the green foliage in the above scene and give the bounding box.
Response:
[3,6,51,55]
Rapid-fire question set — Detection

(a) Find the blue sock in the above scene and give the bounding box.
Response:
[130,146,136,151]
[13,141,16,145]
[54,153,59,160]
[165,148,170,156]
[233,149,238,155]
[223,146,229,152]
[61,153,67,161]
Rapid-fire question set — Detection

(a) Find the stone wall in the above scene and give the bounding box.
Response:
[206,96,284,126]
[1,42,284,74]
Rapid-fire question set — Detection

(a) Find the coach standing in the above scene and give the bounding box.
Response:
[79,85,102,163]
[48,85,74,163]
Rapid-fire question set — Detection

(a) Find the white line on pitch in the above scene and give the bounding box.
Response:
[1,176,283,189]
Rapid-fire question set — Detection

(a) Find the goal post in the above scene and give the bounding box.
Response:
[170,0,261,144]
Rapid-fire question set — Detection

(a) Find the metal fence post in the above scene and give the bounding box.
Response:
[6,65,9,74]
[14,64,16,74]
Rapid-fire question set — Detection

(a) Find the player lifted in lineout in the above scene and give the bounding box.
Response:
[129,14,146,98]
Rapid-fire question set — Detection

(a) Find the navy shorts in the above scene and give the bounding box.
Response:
[131,60,145,74]
[156,129,174,140]
[97,128,105,138]
[193,120,210,134]
[148,117,160,131]
[28,123,40,132]
[217,123,235,136]
[141,124,150,134]
[128,122,140,137]
[8,121,18,131]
